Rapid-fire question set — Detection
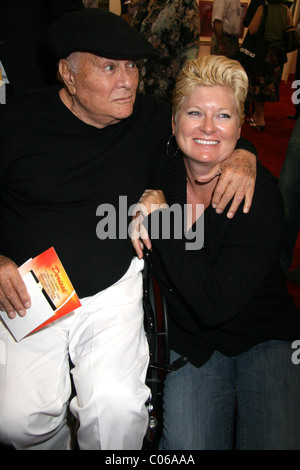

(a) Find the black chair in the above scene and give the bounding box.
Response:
[142,248,188,448]
[142,247,168,448]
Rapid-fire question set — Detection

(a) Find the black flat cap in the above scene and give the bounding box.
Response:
[47,8,153,60]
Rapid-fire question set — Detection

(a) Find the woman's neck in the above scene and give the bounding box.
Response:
[184,157,219,208]
[186,175,217,208]
[185,170,218,231]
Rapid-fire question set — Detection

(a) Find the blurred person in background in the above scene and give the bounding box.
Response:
[132,0,200,103]
[246,0,294,131]
[210,0,243,59]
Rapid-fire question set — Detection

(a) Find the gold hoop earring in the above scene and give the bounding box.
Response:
[166,134,179,158]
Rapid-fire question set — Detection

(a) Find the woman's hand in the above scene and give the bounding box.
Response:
[197,149,256,218]
[131,190,168,259]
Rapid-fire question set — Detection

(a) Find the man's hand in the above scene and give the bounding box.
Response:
[197,149,256,218]
[0,255,31,319]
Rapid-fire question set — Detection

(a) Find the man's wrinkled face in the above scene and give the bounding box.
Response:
[63,52,139,128]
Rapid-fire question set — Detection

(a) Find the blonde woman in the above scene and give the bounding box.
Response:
[136,55,300,449]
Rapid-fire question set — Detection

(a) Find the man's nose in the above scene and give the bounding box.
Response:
[117,66,135,87]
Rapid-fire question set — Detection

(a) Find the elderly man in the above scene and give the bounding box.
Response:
[0,9,256,450]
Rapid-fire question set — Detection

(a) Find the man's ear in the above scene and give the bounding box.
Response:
[58,59,76,95]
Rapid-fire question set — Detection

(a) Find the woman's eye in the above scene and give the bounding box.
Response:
[187,111,201,116]
[218,113,231,119]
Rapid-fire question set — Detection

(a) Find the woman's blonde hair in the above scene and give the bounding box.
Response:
[172,55,249,125]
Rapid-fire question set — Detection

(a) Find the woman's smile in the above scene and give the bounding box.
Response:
[172,85,241,168]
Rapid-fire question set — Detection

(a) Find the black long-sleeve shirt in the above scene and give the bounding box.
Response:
[0,87,171,297]
[147,152,300,367]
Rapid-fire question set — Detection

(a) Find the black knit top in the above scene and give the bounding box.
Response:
[0,87,171,297]
[148,152,300,367]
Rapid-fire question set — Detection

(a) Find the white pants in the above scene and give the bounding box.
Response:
[0,257,150,450]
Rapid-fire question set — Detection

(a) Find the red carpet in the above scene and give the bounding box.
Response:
[241,77,300,309]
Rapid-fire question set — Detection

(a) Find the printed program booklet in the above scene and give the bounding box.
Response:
[0,247,81,341]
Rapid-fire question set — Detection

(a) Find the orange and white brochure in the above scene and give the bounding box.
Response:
[0,247,81,341]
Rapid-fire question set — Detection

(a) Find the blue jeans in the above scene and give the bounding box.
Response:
[159,341,300,450]
[278,116,300,270]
